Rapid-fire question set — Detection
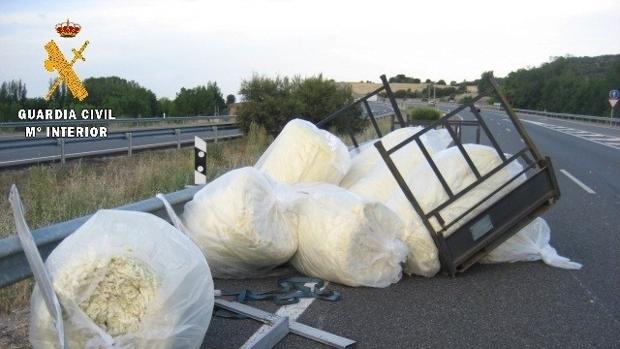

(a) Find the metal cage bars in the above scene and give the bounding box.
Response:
[315,75,406,147]
[374,75,556,275]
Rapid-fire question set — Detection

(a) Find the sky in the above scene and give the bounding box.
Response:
[0,0,619,100]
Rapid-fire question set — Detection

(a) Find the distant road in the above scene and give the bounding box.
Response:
[0,102,391,169]
[0,124,242,168]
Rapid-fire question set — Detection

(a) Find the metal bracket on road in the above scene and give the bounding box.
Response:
[214,298,356,349]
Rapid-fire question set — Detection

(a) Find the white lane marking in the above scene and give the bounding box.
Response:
[240,282,325,348]
[560,169,596,194]
[521,120,620,150]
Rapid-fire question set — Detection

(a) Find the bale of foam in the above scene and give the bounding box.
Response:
[182,167,298,278]
[481,217,582,269]
[290,183,408,288]
[385,144,525,277]
[341,127,421,188]
[255,118,351,184]
[345,127,452,203]
[30,210,214,349]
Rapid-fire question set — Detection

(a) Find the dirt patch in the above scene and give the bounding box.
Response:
[0,305,30,349]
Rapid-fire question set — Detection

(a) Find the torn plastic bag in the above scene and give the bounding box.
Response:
[26,209,214,349]
[255,118,351,184]
[9,185,66,349]
[290,183,408,288]
[481,217,582,269]
[182,167,298,278]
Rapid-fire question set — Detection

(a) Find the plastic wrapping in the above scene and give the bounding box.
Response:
[255,118,351,184]
[386,144,526,277]
[341,127,424,188]
[182,167,298,278]
[9,186,66,348]
[290,183,408,288]
[345,128,452,203]
[29,210,214,349]
[482,217,582,269]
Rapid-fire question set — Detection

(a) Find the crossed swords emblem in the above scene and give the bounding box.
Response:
[44,40,89,101]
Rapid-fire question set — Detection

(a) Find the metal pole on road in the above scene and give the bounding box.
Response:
[214,126,218,144]
[175,129,181,149]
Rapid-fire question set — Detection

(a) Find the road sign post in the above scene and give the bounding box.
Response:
[609,90,619,126]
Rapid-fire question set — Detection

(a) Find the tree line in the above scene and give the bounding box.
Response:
[236,74,363,136]
[0,76,235,121]
[496,55,620,116]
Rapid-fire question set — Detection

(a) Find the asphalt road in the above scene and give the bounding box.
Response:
[0,125,242,167]
[0,101,391,168]
[204,103,620,348]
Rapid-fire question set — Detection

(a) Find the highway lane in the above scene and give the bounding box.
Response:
[0,126,242,167]
[0,101,390,168]
[203,105,619,348]
[0,129,239,167]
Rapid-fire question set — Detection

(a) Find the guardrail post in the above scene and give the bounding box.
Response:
[194,136,207,185]
[213,126,218,144]
[126,132,132,156]
[59,138,65,165]
[175,129,181,149]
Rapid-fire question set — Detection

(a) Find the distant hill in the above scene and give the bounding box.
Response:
[500,55,620,116]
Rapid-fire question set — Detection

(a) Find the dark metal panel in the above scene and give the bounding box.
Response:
[445,168,557,270]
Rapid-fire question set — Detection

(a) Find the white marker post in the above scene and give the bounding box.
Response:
[194,136,207,185]
[609,89,619,126]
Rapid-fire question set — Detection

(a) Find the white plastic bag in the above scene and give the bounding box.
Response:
[345,127,453,203]
[9,186,66,349]
[340,127,424,188]
[29,210,214,349]
[290,183,408,288]
[255,118,351,184]
[386,144,526,277]
[182,167,298,278]
[482,217,582,269]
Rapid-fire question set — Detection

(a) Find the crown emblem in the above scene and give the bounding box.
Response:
[55,19,81,38]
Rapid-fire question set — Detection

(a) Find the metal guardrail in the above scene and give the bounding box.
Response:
[0,185,202,288]
[0,115,231,128]
[396,99,618,127]
[509,108,619,127]
[0,123,242,168]
[443,102,620,127]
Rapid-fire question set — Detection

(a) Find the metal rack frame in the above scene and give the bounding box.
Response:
[374,76,561,275]
[315,75,406,147]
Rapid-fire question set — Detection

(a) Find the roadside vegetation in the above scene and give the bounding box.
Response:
[478,55,620,116]
[0,77,232,121]
[236,74,364,137]
[406,107,441,123]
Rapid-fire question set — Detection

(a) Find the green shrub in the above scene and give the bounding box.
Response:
[237,74,365,137]
[407,107,441,122]
[459,95,474,105]
[245,121,271,158]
